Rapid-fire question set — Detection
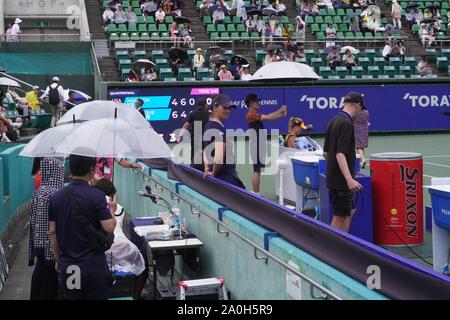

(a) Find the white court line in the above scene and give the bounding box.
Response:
[424,162,450,169]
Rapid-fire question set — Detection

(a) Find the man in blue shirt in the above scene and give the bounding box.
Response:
[49,152,116,300]
[203,94,245,189]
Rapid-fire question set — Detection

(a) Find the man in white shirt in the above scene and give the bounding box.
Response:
[43,76,66,127]
[155,7,166,26]
[102,6,114,29]
[213,7,226,24]
[10,18,22,42]
[113,5,128,25]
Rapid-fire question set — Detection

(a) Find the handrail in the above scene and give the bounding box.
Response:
[133,166,343,300]
[0,33,92,42]
[90,42,102,77]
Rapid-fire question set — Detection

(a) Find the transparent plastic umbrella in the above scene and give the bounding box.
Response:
[57,100,149,128]
[0,77,21,87]
[20,117,173,159]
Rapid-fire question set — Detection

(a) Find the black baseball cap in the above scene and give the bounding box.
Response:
[344,92,367,110]
[244,93,261,106]
[211,94,236,109]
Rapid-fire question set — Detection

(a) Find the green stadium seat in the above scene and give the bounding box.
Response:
[210,32,219,41]
[110,32,120,41]
[250,32,260,40]
[361,74,373,79]
[146,16,155,24]
[437,57,449,70]
[196,68,210,80]
[159,68,174,80]
[404,56,417,70]
[355,32,364,40]
[237,24,246,33]
[165,16,174,24]
[224,16,232,24]
[116,50,129,60]
[158,24,168,32]
[335,66,348,78]
[178,68,193,81]
[150,32,160,40]
[304,49,315,63]
[152,50,164,60]
[358,57,370,69]
[319,8,327,16]
[334,16,343,24]
[119,59,132,69]
[140,32,150,41]
[147,24,157,32]
[442,48,450,60]
[327,75,341,80]
[311,23,320,33]
[128,24,137,33]
[399,65,412,77]
[202,77,215,81]
[233,16,242,24]
[311,57,323,71]
[345,32,355,40]
[130,32,140,41]
[389,56,401,69]
[319,66,332,79]
[324,16,333,24]
[315,16,324,24]
[256,50,265,66]
[203,16,212,25]
[352,66,364,78]
[383,65,396,78]
[155,59,168,71]
[138,24,147,33]
[206,24,216,33]
[121,68,131,81]
[227,24,236,32]
[107,24,118,33]
[160,32,169,40]
[364,32,374,40]
[345,75,357,80]
[328,8,336,15]
[221,32,230,40]
[118,24,128,32]
[119,32,130,41]
[425,74,438,79]
[240,32,250,41]
[394,74,406,79]
[295,57,307,64]
[373,57,386,69]
[316,32,325,41]
[183,77,197,82]
[368,66,380,78]
[163,77,177,82]
[217,24,226,32]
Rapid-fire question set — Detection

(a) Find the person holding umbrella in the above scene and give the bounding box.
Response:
[193,48,205,76]
[245,93,287,194]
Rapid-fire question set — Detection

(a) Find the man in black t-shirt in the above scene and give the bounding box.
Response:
[177,99,210,171]
[135,98,146,118]
[323,92,365,232]
[203,94,245,189]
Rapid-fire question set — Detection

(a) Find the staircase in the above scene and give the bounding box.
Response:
[85,0,121,81]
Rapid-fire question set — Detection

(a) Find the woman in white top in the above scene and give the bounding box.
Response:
[102,7,114,29]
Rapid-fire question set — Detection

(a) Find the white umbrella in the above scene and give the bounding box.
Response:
[57,100,149,128]
[341,46,360,54]
[20,117,173,159]
[251,61,319,82]
[0,77,21,87]
[250,61,319,104]
[64,89,91,102]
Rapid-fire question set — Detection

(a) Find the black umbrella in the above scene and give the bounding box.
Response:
[208,46,226,55]
[247,9,262,16]
[175,16,191,24]
[406,2,419,9]
[230,55,249,65]
[210,54,230,63]
[168,47,188,62]
[265,44,282,52]
[420,18,437,24]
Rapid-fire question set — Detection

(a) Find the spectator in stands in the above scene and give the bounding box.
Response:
[282,24,293,39]
[286,37,302,61]
[141,67,157,81]
[326,46,341,70]
[423,8,433,20]
[382,39,393,60]
[127,69,140,82]
[230,57,243,79]
[163,0,174,15]
[349,18,360,33]
[180,23,193,48]
[264,49,281,65]
[417,56,432,75]
[232,0,247,21]
[299,2,309,19]
[155,7,166,27]
[5,22,13,42]
[246,15,258,33]
[239,64,253,80]
[354,0,368,10]
[29,157,64,300]
[309,1,320,16]
[342,48,356,72]
[43,76,65,127]
[272,22,282,41]
[193,48,205,76]
[218,65,233,81]
[262,22,273,45]
[295,15,305,41]
[170,21,179,44]
[325,23,337,47]
[213,6,226,24]
[126,7,137,26]
[10,18,22,42]
[102,5,114,30]
[5,86,29,116]
[141,0,158,17]
[396,40,406,62]
[113,4,128,25]
[391,0,402,29]
[277,1,286,15]
[172,5,182,17]
[199,0,215,17]
[25,86,43,111]
[419,24,434,47]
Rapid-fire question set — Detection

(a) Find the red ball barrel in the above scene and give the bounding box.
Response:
[370,152,423,246]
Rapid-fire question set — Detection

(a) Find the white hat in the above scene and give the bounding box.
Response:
[196,48,202,51]
[15,18,22,24]
[52,76,60,82]
[242,64,250,68]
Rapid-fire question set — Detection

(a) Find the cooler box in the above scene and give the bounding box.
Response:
[429,185,450,230]
[291,156,321,189]
[371,152,423,246]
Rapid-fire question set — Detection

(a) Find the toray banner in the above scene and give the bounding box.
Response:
[108,84,450,141]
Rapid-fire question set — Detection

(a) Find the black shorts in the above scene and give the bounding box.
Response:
[252,161,265,173]
[330,190,355,217]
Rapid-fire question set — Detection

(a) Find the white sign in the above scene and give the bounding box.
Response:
[286,260,302,300]
[5,0,79,16]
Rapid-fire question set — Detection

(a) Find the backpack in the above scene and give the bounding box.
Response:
[48,85,60,105]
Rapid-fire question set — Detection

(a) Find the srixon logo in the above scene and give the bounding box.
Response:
[399,165,420,238]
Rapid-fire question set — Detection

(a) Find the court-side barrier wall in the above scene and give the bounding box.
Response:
[0,144,34,234]
[114,161,387,300]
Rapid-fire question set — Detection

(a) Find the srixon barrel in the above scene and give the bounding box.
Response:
[370,153,423,246]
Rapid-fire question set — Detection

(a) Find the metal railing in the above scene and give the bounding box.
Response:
[132,165,343,300]
[0,33,92,42]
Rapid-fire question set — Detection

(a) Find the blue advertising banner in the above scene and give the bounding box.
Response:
[108,84,450,141]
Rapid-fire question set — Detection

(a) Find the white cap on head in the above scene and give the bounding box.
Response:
[15,18,22,24]
[52,76,60,82]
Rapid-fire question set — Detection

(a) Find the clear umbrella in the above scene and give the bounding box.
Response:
[57,100,149,128]
[0,77,21,87]
[20,117,173,159]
